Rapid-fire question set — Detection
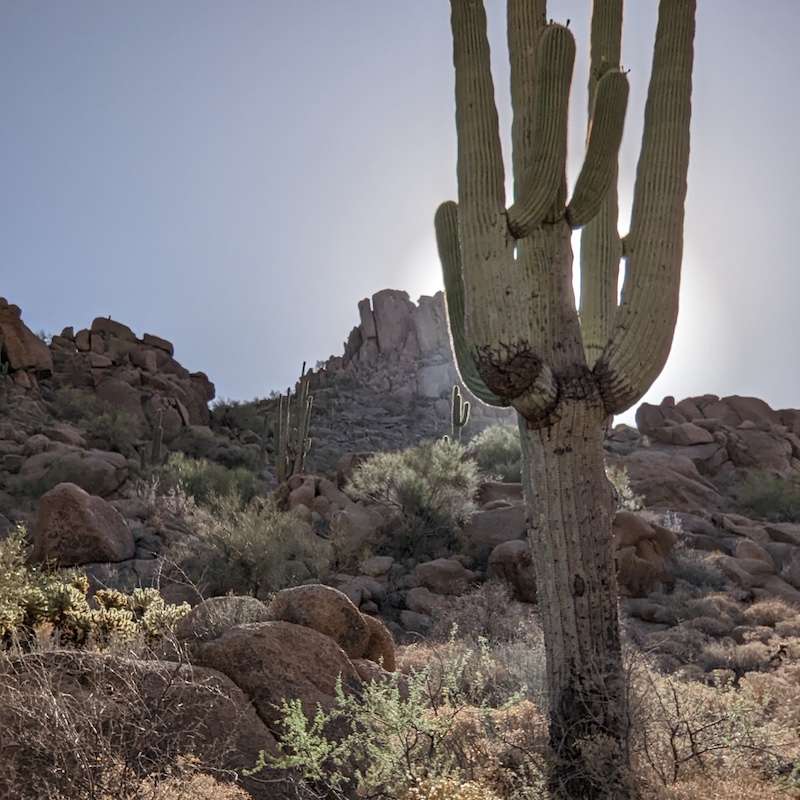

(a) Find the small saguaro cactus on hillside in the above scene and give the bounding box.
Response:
[450,385,470,442]
[436,1,695,797]
[274,362,313,484]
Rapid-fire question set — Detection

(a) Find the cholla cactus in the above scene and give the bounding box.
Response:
[436,1,695,795]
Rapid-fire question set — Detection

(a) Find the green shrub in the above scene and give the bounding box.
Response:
[468,422,522,482]
[728,468,800,522]
[168,494,330,600]
[151,452,264,508]
[48,387,143,455]
[249,640,546,800]
[210,397,267,436]
[346,439,479,560]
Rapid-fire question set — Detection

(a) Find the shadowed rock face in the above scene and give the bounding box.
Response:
[31,482,135,566]
[194,620,363,732]
[0,298,53,376]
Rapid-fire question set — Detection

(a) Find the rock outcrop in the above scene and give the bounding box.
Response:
[0,298,53,376]
[635,395,800,478]
[302,290,513,468]
[49,316,215,428]
[31,482,135,566]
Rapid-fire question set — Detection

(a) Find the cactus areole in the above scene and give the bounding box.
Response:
[436,1,695,796]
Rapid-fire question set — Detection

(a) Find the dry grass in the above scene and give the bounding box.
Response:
[0,648,283,800]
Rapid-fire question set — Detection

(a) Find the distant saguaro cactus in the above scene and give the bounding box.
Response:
[274,363,313,484]
[450,385,470,443]
[436,1,695,796]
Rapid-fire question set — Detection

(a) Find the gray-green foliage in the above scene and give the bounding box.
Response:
[249,640,541,799]
[169,494,330,600]
[48,387,144,455]
[151,451,264,508]
[605,465,645,512]
[346,439,479,559]
[728,468,800,523]
[468,421,522,482]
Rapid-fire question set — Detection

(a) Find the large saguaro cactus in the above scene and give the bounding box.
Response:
[435,1,695,797]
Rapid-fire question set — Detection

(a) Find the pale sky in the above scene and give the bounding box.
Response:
[2,2,799,427]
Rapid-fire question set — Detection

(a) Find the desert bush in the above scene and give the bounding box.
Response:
[630,662,792,788]
[669,543,726,591]
[0,651,258,800]
[252,642,548,800]
[168,494,330,600]
[606,465,645,512]
[742,597,797,628]
[468,422,522,482]
[151,452,264,508]
[346,439,479,560]
[48,386,144,455]
[423,581,548,707]
[210,397,268,436]
[728,468,800,523]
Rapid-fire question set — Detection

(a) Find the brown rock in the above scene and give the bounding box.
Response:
[612,512,677,597]
[411,558,475,595]
[362,614,396,672]
[487,539,537,603]
[649,422,714,447]
[191,371,216,402]
[288,476,316,511]
[31,482,135,566]
[635,402,687,435]
[607,450,722,515]
[129,346,158,372]
[457,505,527,565]
[13,446,129,497]
[267,584,370,659]
[735,540,774,567]
[726,427,794,474]
[405,586,438,615]
[194,621,362,730]
[372,289,416,353]
[95,377,146,423]
[91,317,137,341]
[142,332,174,355]
[0,298,53,375]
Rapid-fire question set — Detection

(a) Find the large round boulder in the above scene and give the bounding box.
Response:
[267,584,370,659]
[31,482,134,566]
[194,620,362,731]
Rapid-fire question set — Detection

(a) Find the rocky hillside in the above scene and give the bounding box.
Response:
[5,292,800,797]
[3,290,800,660]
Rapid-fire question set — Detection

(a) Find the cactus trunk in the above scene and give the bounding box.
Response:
[519,402,630,797]
[437,1,695,795]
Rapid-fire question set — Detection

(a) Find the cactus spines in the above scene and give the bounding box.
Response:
[274,362,313,484]
[450,385,470,443]
[438,1,695,795]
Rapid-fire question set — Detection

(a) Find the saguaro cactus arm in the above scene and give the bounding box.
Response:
[578,0,625,367]
[506,25,575,238]
[435,201,505,406]
[565,69,629,228]
[595,0,695,414]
